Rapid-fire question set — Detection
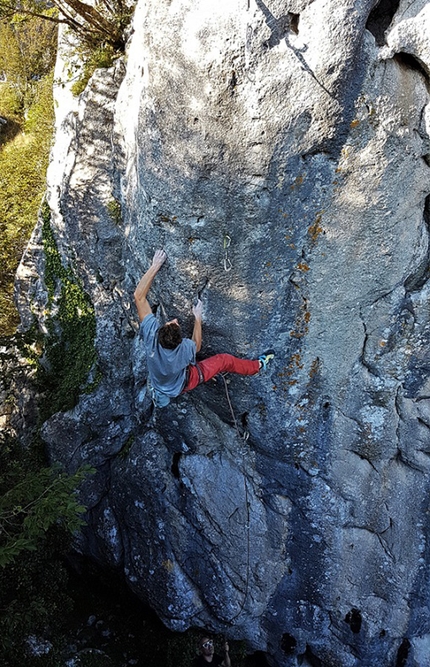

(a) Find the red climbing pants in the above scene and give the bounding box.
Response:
[181,354,260,393]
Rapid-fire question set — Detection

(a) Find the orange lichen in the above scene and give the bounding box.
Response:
[309,358,320,378]
[297,262,310,272]
[290,174,305,189]
[308,212,324,243]
[290,299,311,339]
[290,353,304,369]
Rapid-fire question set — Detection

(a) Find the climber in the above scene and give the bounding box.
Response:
[192,637,231,667]
[134,249,275,407]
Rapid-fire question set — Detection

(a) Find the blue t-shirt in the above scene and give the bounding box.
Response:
[140,313,196,397]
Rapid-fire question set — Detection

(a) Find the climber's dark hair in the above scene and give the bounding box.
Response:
[158,322,182,349]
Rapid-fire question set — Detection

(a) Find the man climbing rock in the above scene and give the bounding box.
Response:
[134,249,274,407]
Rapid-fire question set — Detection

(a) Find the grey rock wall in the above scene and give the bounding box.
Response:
[13,0,430,665]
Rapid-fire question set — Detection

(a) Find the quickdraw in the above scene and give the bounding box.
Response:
[223,234,232,272]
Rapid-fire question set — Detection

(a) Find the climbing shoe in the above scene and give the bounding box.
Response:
[258,349,275,370]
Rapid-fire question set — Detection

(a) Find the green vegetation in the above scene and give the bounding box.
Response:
[0,433,94,666]
[0,0,130,50]
[106,196,122,225]
[0,17,58,118]
[0,1,130,334]
[0,16,57,335]
[0,433,250,666]
[38,201,97,418]
[0,7,256,667]
[0,442,91,567]
[70,42,119,96]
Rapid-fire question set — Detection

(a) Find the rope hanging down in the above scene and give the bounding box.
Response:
[220,373,251,623]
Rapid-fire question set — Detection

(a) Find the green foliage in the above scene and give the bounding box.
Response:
[107,196,122,225]
[38,202,97,417]
[0,16,57,335]
[1,0,132,103]
[0,16,57,114]
[0,0,131,50]
[0,85,22,124]
[0,437,251,666]
[0,463,92,567]
[71,42,118,96]
[40,200,67,298]
[0,432,94,568]
[0,434,93,666]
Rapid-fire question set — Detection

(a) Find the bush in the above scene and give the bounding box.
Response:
[0,18,57,112]
[0,434,94,666]
[0,433,93,567]
[0,16,57,335]
[70,42,119,96]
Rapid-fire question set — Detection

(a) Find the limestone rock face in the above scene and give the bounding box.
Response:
[14,0,430,664]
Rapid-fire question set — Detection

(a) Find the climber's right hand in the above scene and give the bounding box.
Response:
[151,249,167,271]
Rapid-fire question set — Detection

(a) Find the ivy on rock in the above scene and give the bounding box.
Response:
[38,201,98,418]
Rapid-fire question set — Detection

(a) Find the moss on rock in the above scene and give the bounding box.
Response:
[38,202,97,418]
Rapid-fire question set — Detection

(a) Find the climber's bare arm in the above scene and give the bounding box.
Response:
[134,249,167,322]
[221,642,231,667]
[192,299,203,353]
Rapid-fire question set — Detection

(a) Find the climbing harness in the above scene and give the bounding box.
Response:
[223,235,232,272]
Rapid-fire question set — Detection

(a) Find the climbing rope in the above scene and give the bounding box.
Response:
[221,373,249,441]
[220,373,251,623]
